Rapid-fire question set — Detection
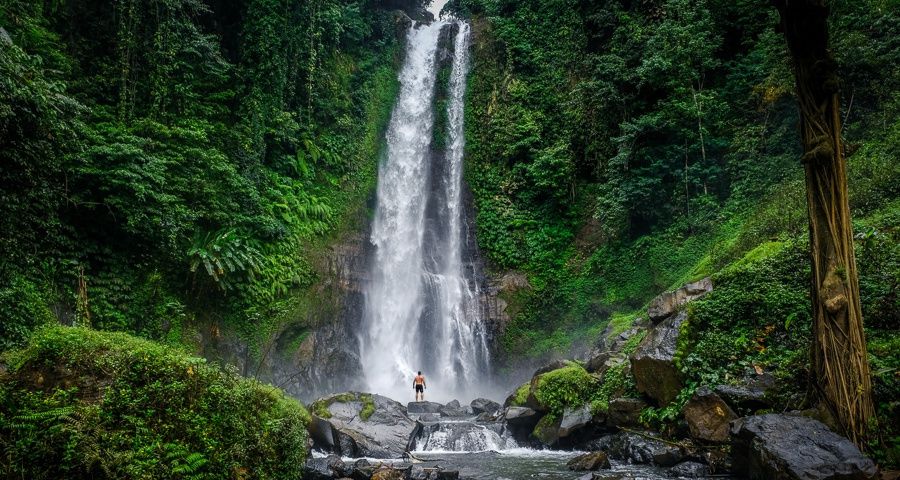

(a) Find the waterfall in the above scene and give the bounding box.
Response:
[360,20,490,403]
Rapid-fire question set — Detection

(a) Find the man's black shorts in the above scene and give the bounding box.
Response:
[415,384,424,393]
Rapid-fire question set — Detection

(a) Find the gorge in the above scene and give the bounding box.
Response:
[0,0,897,478]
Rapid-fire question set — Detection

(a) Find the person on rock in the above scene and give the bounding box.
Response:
[413,371,427,402]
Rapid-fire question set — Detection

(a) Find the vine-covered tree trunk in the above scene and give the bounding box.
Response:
[773,0,874,446]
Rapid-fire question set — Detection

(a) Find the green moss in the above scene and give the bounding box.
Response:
[531,413,560,444]
[310,392,376,422]
[359,394,376,421]
[532,363,599,416]
[0,326,309,480]
[511,382,530,406]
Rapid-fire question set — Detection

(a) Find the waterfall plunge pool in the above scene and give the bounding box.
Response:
[314,448,722,480]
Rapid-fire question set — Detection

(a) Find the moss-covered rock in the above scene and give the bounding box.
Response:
[526,362,599,416]
[532,413,562,446]
[0,326,309,480]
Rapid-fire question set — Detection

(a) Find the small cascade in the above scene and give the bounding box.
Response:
[411,421,518,453]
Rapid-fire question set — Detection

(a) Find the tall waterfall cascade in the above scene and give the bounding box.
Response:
[359,20,490,403]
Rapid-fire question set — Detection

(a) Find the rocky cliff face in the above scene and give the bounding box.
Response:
[196,226,371,401]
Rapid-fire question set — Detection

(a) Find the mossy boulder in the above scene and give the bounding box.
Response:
[0,326,309,480]
[532,413,562,446]
[309,392,415,458]
[521,362,600,415]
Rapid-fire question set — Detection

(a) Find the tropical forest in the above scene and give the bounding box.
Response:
[0,0,897,478]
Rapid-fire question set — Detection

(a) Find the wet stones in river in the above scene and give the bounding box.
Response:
[567,451,611,471]
[731,414,877,480]
[668,461,710,478]
[303,454,343,479]
[588,431,685,467]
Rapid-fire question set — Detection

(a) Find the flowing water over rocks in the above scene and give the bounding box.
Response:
[360,19,490,403]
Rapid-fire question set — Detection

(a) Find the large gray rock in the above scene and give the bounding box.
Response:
[470,397,501,415]
[630,311,686,405]
[504,406,539,427]
[590,432,685,467]
[648,277,712,322]
[309,392,416,458]
[559,404,593,438]
[683,387,737,443]
[439,399,468,417]
[731,414,877,480]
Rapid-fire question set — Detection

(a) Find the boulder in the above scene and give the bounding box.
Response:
[668,461,710,478]
[310,392,416,458]
[504,406,539,427]
[647,278,712,322]
[714,371,775,413]
[304,454,345,480]
[408,401,443,415]
[559,404,594,438]
[682,387,738,443]
[606,397,647,429]
[470,398,501,415]
[731,414,877,480]
[567,451,611,471]
[532,414,562,446]
[590,432,685,467]
[439,400,468,417]
[585,351,613,374]
[629,311,686,405]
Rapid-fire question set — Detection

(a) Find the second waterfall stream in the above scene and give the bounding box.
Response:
[359,20,491,403]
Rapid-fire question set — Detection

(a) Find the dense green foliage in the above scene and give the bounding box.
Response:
[458,0,898,360]
[0,326,309,479]
[458,0,898,464]
[0,0,406,350]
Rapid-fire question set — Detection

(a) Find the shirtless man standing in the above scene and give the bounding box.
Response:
[413,371,426,402]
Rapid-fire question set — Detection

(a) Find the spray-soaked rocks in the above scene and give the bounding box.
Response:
[309,392,416,458]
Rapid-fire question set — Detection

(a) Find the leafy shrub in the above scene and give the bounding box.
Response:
[0,326,309,479]
[679,239,811,394]
[0,276,55,350]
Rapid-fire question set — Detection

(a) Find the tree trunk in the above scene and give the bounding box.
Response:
[773,0,874,447]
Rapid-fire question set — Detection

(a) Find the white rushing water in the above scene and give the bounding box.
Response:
[360,20,490,403]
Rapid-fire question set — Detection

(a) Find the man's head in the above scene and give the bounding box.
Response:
[418,371,422,375]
